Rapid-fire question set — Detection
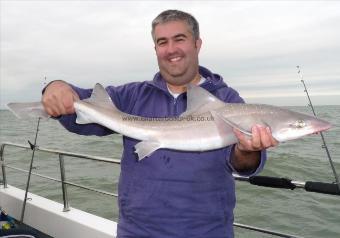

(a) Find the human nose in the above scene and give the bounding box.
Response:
[166,40,177,54]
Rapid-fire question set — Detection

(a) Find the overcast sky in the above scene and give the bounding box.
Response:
[1,0,340,108]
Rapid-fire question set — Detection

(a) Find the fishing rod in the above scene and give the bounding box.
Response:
[20,76,49,223]
[233,222,303,238]
[20,117,41,223]
[19,76,47,223]
[234,175,340,196]
[296,66,340,192]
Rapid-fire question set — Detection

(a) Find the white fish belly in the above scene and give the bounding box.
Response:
[152,121,238,151]
[76,103,238,152]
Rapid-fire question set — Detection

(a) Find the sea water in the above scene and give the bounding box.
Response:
[0,105,339,238]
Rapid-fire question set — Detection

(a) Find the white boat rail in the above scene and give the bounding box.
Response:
[1,141,307,238]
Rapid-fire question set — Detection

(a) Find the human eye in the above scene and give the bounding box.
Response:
[174,34,187,42]
[175,36,185,42]
[157,39,167,46]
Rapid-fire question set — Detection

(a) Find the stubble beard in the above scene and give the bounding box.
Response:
[159,57,199,87]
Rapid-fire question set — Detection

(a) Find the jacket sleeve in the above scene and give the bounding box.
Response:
[227,145,267,177]
[218,86,267,177]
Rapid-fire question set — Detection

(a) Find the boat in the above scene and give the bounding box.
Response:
[1,141,339,238]
[1,142,117,238]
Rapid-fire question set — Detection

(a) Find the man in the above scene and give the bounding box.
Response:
[42,10,277,238]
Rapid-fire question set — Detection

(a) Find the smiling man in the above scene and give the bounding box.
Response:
[153,19,202,91]
[42,10,277,238]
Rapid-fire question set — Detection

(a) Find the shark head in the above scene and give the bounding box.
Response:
[216,103,331,143]
[267,107,332,142]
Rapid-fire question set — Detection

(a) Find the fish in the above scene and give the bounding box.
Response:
[7,83,331,160]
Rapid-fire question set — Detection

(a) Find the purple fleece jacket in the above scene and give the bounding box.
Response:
[57,66,266,238]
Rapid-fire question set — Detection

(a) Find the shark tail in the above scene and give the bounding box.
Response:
[7,102,49,119]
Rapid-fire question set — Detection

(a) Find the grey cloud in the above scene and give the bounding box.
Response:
[1,1,340,108]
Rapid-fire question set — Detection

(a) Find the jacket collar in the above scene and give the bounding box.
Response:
[147,66,227,94]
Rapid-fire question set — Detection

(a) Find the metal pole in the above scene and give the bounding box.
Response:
[59,154,70,212]
[0,144,8,188]
[20,117,41,223]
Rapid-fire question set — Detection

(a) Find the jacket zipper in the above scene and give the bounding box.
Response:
[172,94,184,116]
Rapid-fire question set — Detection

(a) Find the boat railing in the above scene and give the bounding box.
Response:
[0,142,120,212]
[2,141,337,238]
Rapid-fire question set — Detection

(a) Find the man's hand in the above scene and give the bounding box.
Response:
[42,80,79,117]
[230,125,278,173]
[234,125,278,152]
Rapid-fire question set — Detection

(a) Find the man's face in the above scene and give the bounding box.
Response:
[154,20,202,86]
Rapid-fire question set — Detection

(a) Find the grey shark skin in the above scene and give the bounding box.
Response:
[7,83,331,160]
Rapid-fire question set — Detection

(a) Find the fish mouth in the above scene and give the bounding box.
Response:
[301,121,331,138]
[274,119,332,142]
[313,120,332,133]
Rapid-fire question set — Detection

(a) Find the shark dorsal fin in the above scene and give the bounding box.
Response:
[83,83,116,111]
[181,84,225,116]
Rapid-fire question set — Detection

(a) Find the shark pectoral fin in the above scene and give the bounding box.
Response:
[210,111,234,137]
[134,140,162,161]
[180,84,225,117]
[211,111,252,137]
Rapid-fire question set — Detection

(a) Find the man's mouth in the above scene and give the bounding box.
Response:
[169,56,182,62]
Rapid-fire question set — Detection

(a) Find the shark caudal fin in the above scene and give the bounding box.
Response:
[7,83,113,122]
[7,102,49,119]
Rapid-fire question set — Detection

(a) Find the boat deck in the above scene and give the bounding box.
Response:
[0,185,117,238]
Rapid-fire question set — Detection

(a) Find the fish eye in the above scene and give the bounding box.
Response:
[291,120,306,128]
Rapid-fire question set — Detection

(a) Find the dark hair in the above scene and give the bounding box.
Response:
[151,9,200,41]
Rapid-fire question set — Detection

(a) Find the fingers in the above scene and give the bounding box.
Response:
[43,94,60,117]
[42,81,79,117]
[234,125,278,152]
[252,125,278,149]
[233,128,252,152]
[266,127,279,146]
[250,126,262,150]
